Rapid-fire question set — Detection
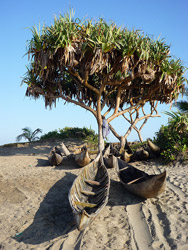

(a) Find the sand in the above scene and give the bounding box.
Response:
[0,140,188,250]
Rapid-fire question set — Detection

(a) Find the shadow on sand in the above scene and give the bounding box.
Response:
[108,178,145,207]
[36,157,80,169]
[14,173,144,246]
[0,139,85,157]
[14,172,77,245]
[0,142,53,157]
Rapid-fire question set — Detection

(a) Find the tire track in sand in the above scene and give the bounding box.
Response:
[46,228,84,250]
[126,203,153,250]
[142,201,173,250]
[125,162,168,250]
[167,181,187,202]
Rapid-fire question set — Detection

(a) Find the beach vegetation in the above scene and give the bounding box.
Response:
[154,111,188,161]
[16,127,42,143]
[40,126,98,144]
[173,87,188,114]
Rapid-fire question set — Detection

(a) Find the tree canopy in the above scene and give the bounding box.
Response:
[22,10,187,150]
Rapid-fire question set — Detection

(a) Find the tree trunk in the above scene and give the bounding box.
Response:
[108,123,121,141]
[96,93,105,154]
[137,131,144,143]
[120,136,133,154]
[98,123,105,154]
[120,136,126,149]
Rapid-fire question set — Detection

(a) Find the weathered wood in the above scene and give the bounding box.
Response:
[81,190,96,196]
[74,147,91,167]
[121,151,133,162]
[127,176,145,185]
[115,156,166,199]
[84,179,100,185]
[48,146,63,166]
[60,142,71,156]
[69,153,110,230]
[147,139,160,154]
[74,201,97,208]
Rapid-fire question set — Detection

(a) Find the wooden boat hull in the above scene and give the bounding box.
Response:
[114,156,166,199]
[147,139,160,153]
[74,147,91,167]
[48,146,63,166]
[69,154,110,230]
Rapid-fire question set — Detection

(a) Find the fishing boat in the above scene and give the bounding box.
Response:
[69,153,110,231]
[74,146,91,167]
[147,139,161,158]
[48,146,63,166]
[114,155,166,199]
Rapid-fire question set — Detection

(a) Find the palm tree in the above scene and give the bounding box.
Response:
[16,127,42,142]
[163,111,188,134]
[173,88,188,114]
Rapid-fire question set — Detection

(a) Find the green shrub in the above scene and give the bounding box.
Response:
[130,141,147,152]
[154,112,188,161]
[40,126,98,144]
[40,130,60,140]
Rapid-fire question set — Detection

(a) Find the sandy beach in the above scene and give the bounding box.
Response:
[0,140,188,250]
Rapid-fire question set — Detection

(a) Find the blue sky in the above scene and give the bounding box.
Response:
[0,0,188,145]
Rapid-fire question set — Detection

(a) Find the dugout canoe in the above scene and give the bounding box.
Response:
[74,146,91,167]
[48,146,63,166]
[69,153,110,231]
[114,155,166,199]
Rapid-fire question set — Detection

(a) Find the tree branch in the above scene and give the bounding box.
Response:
[107,102,141,123]
[69,68,100,95]
[108,123,121,140]
[113,87,121,115]
[27,85,97,117]
[121,103,160,141]
[103,107,111,118]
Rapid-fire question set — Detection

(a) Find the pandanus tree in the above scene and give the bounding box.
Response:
[22,11,187,153]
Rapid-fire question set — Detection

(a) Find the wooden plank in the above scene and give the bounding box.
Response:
[60,142,71,156]
[127,176,145,185]
[84,179,100,185]
[81,190,95,196]
[74,201,97,208]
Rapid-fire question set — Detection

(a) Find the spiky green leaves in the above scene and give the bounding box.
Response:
[23,10,187,109]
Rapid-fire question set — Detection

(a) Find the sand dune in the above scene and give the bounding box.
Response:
[0,140,188,249]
